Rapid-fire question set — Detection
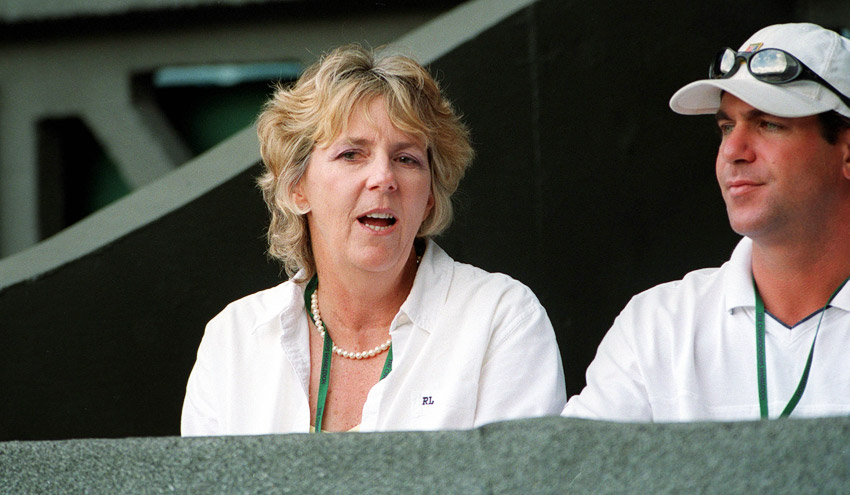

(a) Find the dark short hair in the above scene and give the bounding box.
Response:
[818,110,850,144]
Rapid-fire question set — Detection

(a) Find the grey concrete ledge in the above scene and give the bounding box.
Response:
[2,416,850,494]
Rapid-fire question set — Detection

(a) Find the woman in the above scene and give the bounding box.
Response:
[181,44,565,435]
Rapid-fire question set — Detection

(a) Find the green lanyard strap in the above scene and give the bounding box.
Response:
[304,275,393,433]
[753,275,848,419]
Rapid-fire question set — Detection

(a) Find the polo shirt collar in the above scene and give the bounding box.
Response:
[722,236,850,314]
[723,236,754,313]
[827,275,850,312]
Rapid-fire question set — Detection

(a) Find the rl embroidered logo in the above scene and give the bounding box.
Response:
[422,396,434,405]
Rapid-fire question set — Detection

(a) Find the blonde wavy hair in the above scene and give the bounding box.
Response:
[256,44,474,279]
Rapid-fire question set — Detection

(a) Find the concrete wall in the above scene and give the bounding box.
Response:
[3,416,850,493]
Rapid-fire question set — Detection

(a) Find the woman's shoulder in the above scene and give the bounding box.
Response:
[430,244,542,309]
[423,246,552,346]
[453,260,534,296]
[207,279,300,333]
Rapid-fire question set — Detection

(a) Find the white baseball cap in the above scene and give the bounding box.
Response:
[669,23,850,118]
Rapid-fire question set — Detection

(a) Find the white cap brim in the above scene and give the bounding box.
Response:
[669,77,837,117]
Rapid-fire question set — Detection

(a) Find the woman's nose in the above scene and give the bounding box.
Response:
[366,155,398,191]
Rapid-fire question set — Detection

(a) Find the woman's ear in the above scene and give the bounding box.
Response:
[291,182,310,214]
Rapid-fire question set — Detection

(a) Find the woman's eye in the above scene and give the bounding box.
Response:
[340,150,360,160]
[397,155,422,166]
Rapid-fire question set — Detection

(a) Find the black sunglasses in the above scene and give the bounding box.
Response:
[709,47,850,109]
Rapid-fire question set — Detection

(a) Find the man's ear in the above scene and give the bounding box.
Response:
[842,129,850,180]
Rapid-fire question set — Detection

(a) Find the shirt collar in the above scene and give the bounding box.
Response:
[827,276,850,312]
[395,238,453,335]
[250,274,307,336]
[722,236,850,314]
[249,240,455,337]
[723,236,754,313]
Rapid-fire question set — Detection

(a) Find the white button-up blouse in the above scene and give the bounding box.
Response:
[182,240,566,435]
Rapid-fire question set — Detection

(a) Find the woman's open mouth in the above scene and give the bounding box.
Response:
[358,212,397,232]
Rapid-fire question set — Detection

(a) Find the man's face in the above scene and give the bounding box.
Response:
[714,93,849,244]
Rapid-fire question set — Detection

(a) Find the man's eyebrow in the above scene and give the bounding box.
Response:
[714,108,770,122]
[715,110,730,122]
[744,109,769,120]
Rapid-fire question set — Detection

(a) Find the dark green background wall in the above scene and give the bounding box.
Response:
[0,0,801,440]
[433,0,791,395]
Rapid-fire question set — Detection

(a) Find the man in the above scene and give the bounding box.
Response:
[563,23,850,421]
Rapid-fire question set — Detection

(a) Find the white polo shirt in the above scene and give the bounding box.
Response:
[182,239,566,435]
[563,237,850,422]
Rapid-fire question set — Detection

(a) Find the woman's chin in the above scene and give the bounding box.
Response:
[348,246,410,274]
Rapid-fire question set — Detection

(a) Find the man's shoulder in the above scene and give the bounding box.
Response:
[604,264,732,349]
[630,239,750,309]
[628,265,725,309]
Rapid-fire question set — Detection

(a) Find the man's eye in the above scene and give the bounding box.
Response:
[762,121,783,131]
[718,123,734,135]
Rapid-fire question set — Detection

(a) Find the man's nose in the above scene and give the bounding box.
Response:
[718,125,756,164]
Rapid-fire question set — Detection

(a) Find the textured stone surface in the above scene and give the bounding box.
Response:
[3,416,850,494]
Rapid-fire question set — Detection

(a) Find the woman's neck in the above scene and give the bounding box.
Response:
[312,248,419,347]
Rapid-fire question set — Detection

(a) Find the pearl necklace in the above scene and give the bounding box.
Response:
[310,290,392,360]
[309,254,421,360]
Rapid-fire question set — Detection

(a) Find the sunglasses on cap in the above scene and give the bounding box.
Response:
[709,47,850,109]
